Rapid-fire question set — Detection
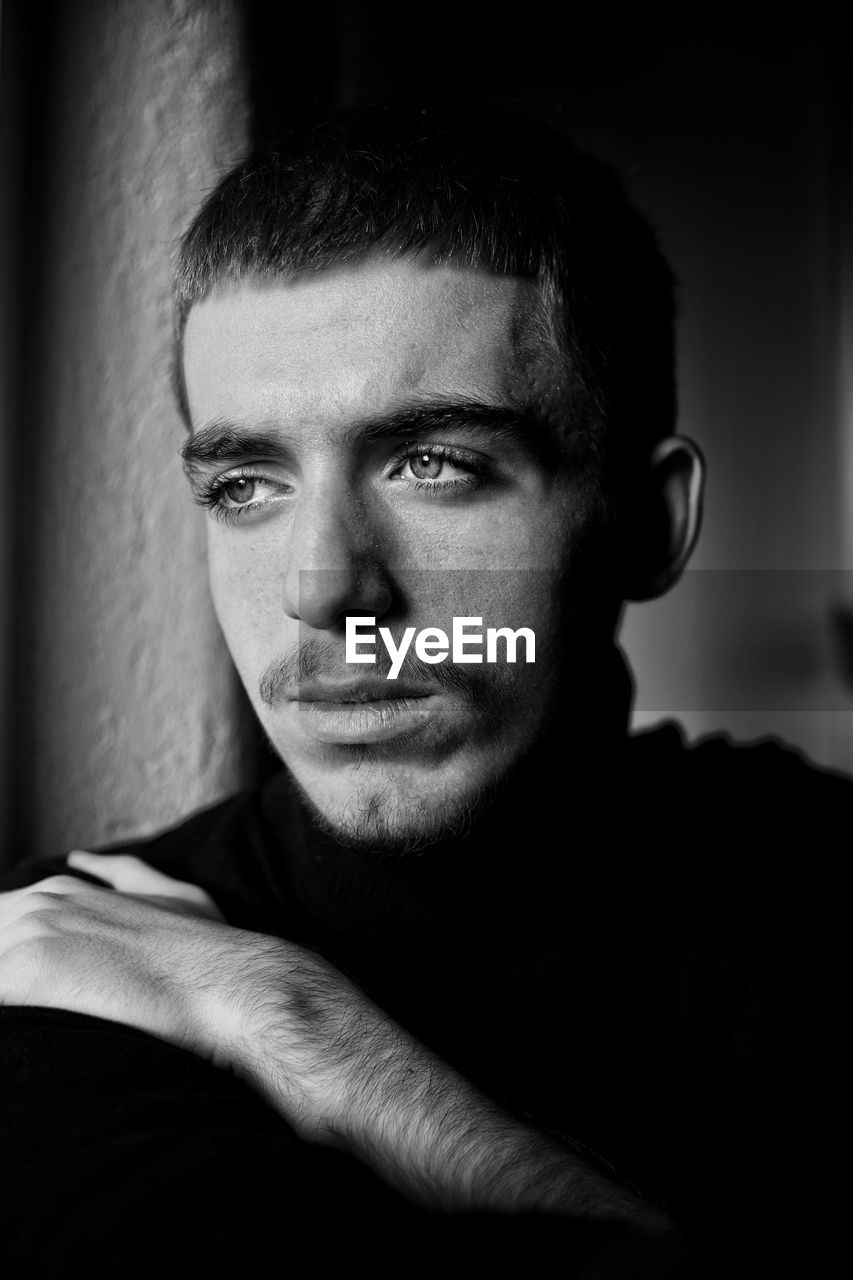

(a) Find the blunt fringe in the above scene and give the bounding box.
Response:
[173,98,677,454]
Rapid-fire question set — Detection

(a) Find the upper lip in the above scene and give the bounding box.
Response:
[287,678,436,703]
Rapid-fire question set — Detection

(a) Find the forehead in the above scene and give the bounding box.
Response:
[182,257,563,428]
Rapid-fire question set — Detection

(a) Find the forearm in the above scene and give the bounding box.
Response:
[234,994,673,1233]
[349,1046,667,1228]
[0,862,672,1238]
[351,1051,669,1228]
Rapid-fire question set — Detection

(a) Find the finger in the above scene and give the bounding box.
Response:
[0,875,88,930]
[66,852,200,899]
[66,852,224,920]
[0,874,89,913]
[67,852,171,894]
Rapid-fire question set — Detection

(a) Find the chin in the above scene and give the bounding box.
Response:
[286,757,506,855]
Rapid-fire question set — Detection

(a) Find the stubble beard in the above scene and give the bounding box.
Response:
[273,675,566,854]
[254,611,588,855]
[283,753,512,854]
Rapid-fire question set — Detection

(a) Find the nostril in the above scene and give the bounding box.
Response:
[283,564,394,630]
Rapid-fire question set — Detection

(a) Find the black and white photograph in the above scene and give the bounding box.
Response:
[0,3,849,1273]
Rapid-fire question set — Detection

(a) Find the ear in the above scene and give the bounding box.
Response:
[622,435,705,602]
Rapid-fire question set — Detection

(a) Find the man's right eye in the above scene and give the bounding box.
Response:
[192,468,292,524]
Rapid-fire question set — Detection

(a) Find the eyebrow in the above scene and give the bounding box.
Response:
[181,423,287,479]
[180,400,551,479]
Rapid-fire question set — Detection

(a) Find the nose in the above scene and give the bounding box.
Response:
[281,486,393,631]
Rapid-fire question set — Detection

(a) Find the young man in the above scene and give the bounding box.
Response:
[0,102,844,1274]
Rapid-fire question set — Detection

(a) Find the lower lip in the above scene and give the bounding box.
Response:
[293,696,438,744]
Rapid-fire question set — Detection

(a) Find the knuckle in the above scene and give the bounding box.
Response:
[23,890,62,912]
[2,932,54,976]
[18,904,63,933]
[33,875,80,895]
[14,933,51,962]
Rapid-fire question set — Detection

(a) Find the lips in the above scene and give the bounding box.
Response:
[286,678,434,704]
[284,679,439,746]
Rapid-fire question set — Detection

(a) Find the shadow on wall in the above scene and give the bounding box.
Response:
[626,571,853,715]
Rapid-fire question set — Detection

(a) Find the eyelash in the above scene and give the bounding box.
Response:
[195,443,489,526]
[192,467,288,526]
[387,442,489,495]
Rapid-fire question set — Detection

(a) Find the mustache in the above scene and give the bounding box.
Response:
[258,638,478,709]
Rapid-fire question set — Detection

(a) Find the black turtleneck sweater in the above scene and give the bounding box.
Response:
[0,698,847,1275]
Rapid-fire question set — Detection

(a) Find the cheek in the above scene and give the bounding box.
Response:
[207,530,286,662]
[397,498,581,574]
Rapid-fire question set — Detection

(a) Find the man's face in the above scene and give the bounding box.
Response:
[182,257,612,848]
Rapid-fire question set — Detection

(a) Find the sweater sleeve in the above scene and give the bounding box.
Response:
[0,1005,786,1275]
[0,1006,425,1268]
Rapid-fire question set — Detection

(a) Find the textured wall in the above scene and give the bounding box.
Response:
[1,11,16,852]
[24,0,254,859]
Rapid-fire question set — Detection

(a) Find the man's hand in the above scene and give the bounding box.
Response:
[0,855,398,1143]
[0,856,672,1233]
[0,856,246,1066]
[66,851,226,919]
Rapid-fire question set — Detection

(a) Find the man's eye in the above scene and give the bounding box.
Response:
[217,474,283,510]
[407,451,448,481]
[390,445,486,494]
[193,469,290,524]
[223,476,260,505]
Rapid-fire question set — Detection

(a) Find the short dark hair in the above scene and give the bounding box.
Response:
[174,99,676,462]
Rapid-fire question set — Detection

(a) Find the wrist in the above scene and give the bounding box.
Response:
[221,936,383,1145]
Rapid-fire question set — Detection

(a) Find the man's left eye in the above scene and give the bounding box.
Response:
[407,451,446,480]
[222,476,261,505]
[390,445,483,490]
